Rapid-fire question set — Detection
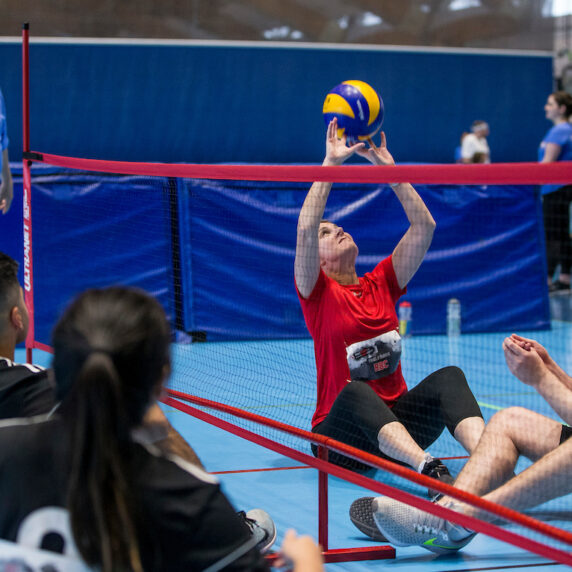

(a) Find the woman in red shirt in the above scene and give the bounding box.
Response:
[295,119,485,498]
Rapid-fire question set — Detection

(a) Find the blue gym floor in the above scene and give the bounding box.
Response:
[22,295,572,571]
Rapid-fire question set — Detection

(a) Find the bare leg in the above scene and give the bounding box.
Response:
[370,409,569,549]
[453,416,485,454]
[443,408,562,515]
[377,421,427,468]
[474,436,572,519]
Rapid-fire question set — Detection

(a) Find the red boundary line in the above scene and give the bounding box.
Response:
[165,390,572,565]
[448,562,560,572]
[211,465,311,475]
[214,457,468,475]
[28,151,572,185]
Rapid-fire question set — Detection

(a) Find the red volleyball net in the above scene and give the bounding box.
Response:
[20,150,572,565]
[20,26,572,567]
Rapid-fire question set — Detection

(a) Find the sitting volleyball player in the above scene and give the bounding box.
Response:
[0,253,277,557]
[0,286,326,571]
[295,118,485,539]
[368,334,572,554]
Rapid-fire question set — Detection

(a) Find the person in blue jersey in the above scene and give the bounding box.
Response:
[0,286,323,572]
[539,91,572,292]
[0,88,13,215]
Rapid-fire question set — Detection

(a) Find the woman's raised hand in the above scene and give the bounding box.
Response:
[323,118,365,166]
[356,131,396,166]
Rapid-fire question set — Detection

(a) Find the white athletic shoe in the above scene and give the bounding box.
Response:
[238,509,277,553]
[372,497,476,555]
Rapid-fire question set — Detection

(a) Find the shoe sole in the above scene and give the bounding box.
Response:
[260,525,277,554]
[349,497,387,542]
[245,509,277,553]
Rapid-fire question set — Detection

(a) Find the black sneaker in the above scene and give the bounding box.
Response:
[349,497,388,542]
[237,509,277,553]
[549,280,571,293]
[421,458,454,498]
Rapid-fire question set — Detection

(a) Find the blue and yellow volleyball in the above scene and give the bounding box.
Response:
[322,80,384,143]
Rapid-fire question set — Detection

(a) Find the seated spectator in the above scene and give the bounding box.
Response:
[461,121,490,164]
[0,274,324,568]
[0,251,54,418]
[0,87,13,215]
[454,131,469,163]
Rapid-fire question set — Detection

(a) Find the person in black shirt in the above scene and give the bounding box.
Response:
[0,252,206,467]
[0,252,55,418]
[0,286,324,571]
[0,253,288,561]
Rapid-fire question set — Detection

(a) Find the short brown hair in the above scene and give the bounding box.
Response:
[0,252,21,317]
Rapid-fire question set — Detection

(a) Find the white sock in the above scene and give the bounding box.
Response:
[417,453,434,473]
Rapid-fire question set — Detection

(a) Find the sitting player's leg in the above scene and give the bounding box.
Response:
[315,382,451,542]
[452,407,563,499]
[393,366,484,456]
[370,409,568,554]
[460,410,569,517]
[312,382,435,472]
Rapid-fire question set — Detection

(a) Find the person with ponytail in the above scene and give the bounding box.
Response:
[539,90,572,292]
[0,286,324,571]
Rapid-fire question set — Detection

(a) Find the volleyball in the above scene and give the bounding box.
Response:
[322,80,384,144]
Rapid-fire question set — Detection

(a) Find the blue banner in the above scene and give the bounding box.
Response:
[0,170,549,344]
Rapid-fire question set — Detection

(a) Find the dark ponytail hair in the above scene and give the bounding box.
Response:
[52,287,172,572]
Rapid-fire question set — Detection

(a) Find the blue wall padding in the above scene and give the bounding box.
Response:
[0,170,549,344]
[0,41,552,164]
[2,170,176,345]
[178,178,549,340]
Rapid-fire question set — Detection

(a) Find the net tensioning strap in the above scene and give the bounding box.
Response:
[23,152,572,184]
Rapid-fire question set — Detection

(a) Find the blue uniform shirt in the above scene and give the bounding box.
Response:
[0,89,9,179]
[538,122,572,195]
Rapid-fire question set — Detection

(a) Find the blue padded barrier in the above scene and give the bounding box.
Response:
[177,178,549,339]
[1,168,549,344]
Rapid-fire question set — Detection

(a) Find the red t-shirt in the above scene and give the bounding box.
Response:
[298,255,408,427]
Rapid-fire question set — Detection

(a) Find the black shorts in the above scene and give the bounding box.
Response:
[560,424,572,444]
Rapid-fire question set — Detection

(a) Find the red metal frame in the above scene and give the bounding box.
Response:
[317,446,329,551]
[22,23,35,365]
[20,24,572,566]
[164,395,396,563]
[165,391,572,566]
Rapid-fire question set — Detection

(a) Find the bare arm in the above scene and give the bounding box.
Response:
[390,182,436,289]
[503,336,572,426]
[294,118,364,299]
[357,133,436,289]
[0,148,12,214]
[509,334,572,391]
[541,142,562,163]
